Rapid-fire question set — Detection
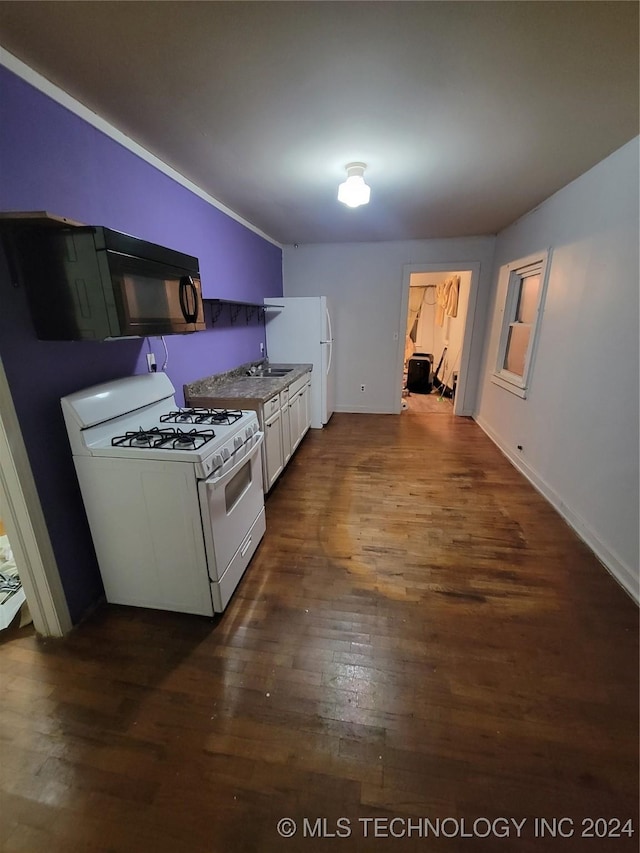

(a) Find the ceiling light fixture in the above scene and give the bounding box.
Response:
[337,162,371,208]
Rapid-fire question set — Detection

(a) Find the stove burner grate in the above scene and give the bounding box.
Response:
[160,407,243,426]
[111,426,216,451]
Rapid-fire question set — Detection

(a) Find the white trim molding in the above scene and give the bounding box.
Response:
[398,261,482,417]
[0,47,281,249]
[0,361,72,636]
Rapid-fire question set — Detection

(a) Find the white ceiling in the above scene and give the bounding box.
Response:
[0,1,637,245]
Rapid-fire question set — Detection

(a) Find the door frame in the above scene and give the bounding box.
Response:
[396,261,481,416]
[0,360,71,636]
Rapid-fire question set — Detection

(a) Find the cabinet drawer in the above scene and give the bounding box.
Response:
[289,371,311,398]
[264,393,280,418]
[280,387,289,406]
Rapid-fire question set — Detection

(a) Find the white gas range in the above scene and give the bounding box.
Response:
[61,372,265,615]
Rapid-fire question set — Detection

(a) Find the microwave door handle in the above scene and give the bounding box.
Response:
[186,278,199,322]
[179,276,199,323]
[187,278,201,323]
[178,276,189,320]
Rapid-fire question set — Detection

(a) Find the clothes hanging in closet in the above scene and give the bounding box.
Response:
[435,276,460,326]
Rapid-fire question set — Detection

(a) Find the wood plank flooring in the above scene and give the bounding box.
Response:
[1,412,638,852]
[403,388,454,414]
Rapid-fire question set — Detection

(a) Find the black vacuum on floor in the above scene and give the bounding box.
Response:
[407,353,434,394]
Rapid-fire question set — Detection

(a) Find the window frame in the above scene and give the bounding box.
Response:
[491,249,550,399]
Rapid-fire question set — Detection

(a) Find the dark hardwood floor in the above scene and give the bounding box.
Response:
[1,412,638,852]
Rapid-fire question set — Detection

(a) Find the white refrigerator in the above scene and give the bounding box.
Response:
[264,296,335,428]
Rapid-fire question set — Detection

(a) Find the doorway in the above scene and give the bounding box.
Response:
[0,515,28,631]
[0,361,71,637]
[396,262,481,417]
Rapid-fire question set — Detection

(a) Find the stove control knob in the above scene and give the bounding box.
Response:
[245,427,252,441]
[251,422,258,434]
[212,453,223,470]
[233,435,243,450]
[221,447,230,461]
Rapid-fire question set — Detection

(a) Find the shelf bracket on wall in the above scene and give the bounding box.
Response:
[230,304,243,325]
[203,299,276,327]
[208,302,225,324]
[245,305,259,324]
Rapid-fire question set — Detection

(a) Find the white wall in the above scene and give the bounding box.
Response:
[283,238,496,415]
[476,137,639,599]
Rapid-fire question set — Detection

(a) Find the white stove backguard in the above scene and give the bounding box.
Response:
[62,373,177,456]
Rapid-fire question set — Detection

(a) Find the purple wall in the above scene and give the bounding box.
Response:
[0,66,283,623]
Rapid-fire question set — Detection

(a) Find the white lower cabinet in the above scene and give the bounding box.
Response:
[289,382,312,453]
[260,370,312,492]
[288,392,300,453]
[264,407,283,490]
[281,388,291,465]
[301,381,311,434]
[290,390,304,452]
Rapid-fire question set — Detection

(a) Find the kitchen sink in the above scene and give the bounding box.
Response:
[243,367,293,377]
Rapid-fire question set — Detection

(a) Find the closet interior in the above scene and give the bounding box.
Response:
[0,517,28,631]
[403,270,471,404]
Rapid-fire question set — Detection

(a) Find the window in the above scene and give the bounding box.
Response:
[492,250,550,398]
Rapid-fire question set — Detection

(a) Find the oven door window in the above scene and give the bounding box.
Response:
[225,459,252,514]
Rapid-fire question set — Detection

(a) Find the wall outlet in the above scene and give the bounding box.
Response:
[360,384,366,392]
[146,353,156,373]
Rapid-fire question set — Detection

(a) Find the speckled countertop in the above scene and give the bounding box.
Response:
[184,361,313,408]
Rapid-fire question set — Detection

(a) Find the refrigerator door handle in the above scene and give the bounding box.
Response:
[323,340,332,375]
[322,305,333,375]
[325,305,333,345]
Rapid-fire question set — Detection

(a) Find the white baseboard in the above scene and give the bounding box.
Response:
[333,405,397,415]
[0,47,280,248]
[475,415,639,604]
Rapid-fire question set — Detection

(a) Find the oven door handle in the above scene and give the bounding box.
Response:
[209,433,264,487]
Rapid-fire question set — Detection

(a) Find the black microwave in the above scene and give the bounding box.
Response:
[5,222,206,340]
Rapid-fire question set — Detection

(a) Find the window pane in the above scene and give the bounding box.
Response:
[503,324,531,376]
[516,273,540,323]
